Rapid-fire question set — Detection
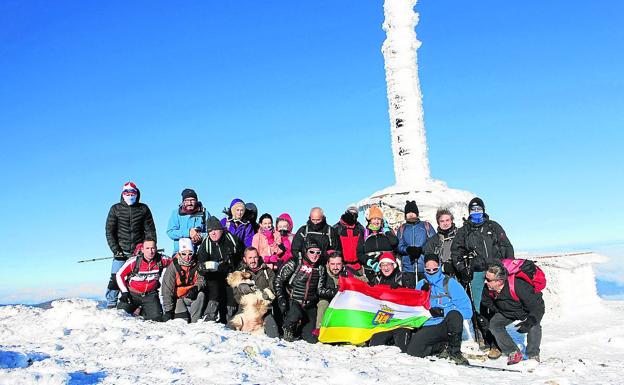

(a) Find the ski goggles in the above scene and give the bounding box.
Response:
[122,189,137,195]
[307,250,322,255]
[425,267,439,273]
[469,205,484,213]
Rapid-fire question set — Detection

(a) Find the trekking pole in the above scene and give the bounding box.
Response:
[462,254,482,345]
[77,256,114,263]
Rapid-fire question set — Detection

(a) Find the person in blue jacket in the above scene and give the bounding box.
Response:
[407,254,472,365]
[167,189,209,254]
[396,200,435,288]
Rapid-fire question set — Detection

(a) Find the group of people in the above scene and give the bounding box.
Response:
[104,182,545,366]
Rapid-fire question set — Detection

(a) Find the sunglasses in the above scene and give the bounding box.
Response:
[180,252,194,257]
[425,267,439,273]
[485,277,499,282]
[122,190,137,195]
[307,250,322,255]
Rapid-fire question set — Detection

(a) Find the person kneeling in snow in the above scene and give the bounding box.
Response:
[275,239,332,343]
[481,261,544,365]
[161,238,206,323]
[116,239,172,321]
[406,254,472,365]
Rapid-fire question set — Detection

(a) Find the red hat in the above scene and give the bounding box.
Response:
[122,182,137,193]
[378,252,396,266]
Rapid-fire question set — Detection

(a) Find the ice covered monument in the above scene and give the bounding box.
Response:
[357,0,474,228]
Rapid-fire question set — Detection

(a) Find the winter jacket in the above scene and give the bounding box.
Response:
[116,254,172,295]
[166,203,209,252]
[334,217,366,269]
[423,225,457,263]
[233,263,276,304]
[451,215,514,274]
[220,217,255,247]
[397,220,436,273]
[161,257,206,312]
[252,230,283,260]
[357,228,399,267]
[481,277,545,323]
[265,213,295,267]
[196,231,244,275]
[291,219,341,260]
[415,269,472,327]
[373,269,403,287]
[275,257,331,307]
[105,189,157,256]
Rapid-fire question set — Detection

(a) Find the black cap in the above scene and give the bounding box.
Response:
[468,197,485,212]
[305,239,321,250]
[405,200,419,216]
[423,254,440,266]
[206,216,224,231]
[182,188,198,200]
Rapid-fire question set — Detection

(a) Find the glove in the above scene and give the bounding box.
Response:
[516,316,537,333]
[114,251,127,261]
[406,246,422,261]
[442,261,454,275]
[368,281,376,287]
[389,281,400,290]
[238,283,255,295]
[429,307,444,318]
[277,244,287,252]
[278,299,289,314]
[459,267,473,284]
[366,258,380,272]
[119,292,130,304]
[186,286,199,300]
[420,281,430,292]
[162,311,174,322]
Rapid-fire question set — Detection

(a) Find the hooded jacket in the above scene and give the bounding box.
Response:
[166,202,209,252]
[415,269,473,327]
[397,220,436,273]
[291,218,341,260]
[265,213,295,266]
[105,188,157,255]
[334,214,366,268]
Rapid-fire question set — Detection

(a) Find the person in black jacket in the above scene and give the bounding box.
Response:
[291,207,341,263]
[481,262,545,365]
[104,181,157,308]
[423,209,458,277]
[275,239,331,343]
[357,205,399,282]
[451,197,514,313]
[196,216,244,322]
[333,207,366,277]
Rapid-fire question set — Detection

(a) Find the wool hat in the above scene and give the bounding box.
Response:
[346,204,359,214]
[405,200,419,216]
[179,238,194,253]
[230,198,246,212]
[468,197,485,212]
[206,216,224,231]
[423,254,440,266]
[305,239,321,251]
[367,204,384,221]
[378,252,397,267]
[181,188,198,200]
[122,182,137,193]
[245,202,258,214]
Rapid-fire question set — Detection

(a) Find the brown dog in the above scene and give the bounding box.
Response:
[226,271,275,335]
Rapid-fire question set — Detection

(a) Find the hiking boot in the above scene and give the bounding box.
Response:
[449,353,469,366]
[528,355,540,363]
[436,347,450,360]
[507,351,524,365]
[488,347,502,360]
[283,328,297,342]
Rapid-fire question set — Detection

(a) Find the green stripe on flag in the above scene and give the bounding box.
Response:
[321,307,428,329]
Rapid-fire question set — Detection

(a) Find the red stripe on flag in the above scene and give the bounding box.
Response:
[338,276,430,309]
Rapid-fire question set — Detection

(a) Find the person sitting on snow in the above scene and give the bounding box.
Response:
[116,239,172,321]
[407,254,473,365]
[161,238,206,323]
[481,261,544,365]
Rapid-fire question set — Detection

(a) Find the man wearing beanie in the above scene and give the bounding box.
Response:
[333,205,366,277]
[105,181,157,308]
[408,254,472,365]
[423,208,458,276]
[196,216,245,322]
[397,200,435,288]
[167,188,210,254]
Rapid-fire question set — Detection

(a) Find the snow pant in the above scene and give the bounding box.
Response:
[316,299,329,329]
[283,300,318,343]
[202,272,237,323]
[470,271,486,313]
[369,328,412,352]
[489,313,542,357]
[173,292,206,323]
[406,310,464,357]
[105,259,127,308]
[117,291,163,322]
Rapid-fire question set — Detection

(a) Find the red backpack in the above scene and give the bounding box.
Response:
[501,258,546,301]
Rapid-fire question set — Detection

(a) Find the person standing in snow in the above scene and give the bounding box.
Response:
[396,200,435,288]
[221,198,255,247]
[196,216,245,322]
[105,181,157,308]
[116,239,172,321]
[481,261,544,365]
[251,213,284,270]
[166,188,209,255]
[358,204,399,282]
[262,213,295,270]
[161,238,206,323]
[423,208,458,276]
[275,239,332,343]
[292,207,341,263]
[334,205,367,278]
[407,255,473,365]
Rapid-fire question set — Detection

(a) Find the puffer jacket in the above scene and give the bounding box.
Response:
[415,268,472,326]
[105,189,157,256]
[221,217,255,247]
[275,257,331,307]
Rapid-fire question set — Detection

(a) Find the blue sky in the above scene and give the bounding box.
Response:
[1,1,622,303]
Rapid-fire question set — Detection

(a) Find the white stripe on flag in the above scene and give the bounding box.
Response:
[329,290,430,319]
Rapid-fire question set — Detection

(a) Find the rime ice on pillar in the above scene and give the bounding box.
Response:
[382,0,430,186]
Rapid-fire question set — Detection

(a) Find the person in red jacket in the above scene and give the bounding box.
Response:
[116,239,172,321]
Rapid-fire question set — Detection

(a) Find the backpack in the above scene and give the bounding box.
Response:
[501,258,546,301]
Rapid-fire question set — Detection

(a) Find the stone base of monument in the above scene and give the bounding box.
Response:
[357,179,475,230]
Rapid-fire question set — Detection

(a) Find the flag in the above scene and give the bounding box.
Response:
[318,276,430,345]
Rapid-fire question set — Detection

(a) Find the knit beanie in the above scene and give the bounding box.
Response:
[122,182,137,193]
[181,188,198,200]
[367,204,384,221]
[404,200,419,216]
[206,216,224,231]
[468,197,485,212]
[179,238,195,253]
